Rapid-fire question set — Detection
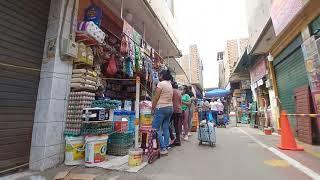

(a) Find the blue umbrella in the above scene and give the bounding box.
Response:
[205,89,230,98]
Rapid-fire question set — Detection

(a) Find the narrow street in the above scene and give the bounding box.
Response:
[8,125,320,180]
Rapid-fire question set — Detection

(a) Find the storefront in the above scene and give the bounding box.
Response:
[54,0,178,169]
[0,1,51,172]
[249,57,273,129]
[273,35,309,133]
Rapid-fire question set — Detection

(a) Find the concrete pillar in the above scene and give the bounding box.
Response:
[29,0,78,171]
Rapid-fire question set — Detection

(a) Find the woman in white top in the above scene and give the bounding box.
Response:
[210,98,219,124]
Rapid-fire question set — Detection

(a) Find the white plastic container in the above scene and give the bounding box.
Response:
[65,136,85,165]
[85,135,108,167]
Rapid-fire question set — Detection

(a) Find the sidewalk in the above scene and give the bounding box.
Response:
[238,125,320,177]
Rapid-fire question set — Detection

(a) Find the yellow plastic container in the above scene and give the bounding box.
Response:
[128,149,143,167]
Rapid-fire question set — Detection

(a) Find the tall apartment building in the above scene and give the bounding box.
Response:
[178,45,204,89]
[217,51,225,88]
[223,38,249,85]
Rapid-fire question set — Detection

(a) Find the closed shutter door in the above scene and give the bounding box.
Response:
[274,36,309,131]
[0,0,50,171]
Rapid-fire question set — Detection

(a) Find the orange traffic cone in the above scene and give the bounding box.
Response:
[278,111,304,151]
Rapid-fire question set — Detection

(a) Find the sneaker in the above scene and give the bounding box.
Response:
[188,132,192,136]
[183,136,189,141]
[160,150,168,155]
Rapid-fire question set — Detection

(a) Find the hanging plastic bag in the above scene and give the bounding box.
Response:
[120,35,129,55]
[208,112,213,122]
[106,55,117,76]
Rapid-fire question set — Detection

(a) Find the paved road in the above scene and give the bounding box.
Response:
[9,126,315,180]
[112,126,309,180]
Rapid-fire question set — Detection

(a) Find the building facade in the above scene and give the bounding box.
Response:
[217,51,225,88]
[178,45,204,90]
[223,38,249,86]
[0,0,182,172]
[244,0,320,144]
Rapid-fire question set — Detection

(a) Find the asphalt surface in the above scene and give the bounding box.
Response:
[5,126,315,180]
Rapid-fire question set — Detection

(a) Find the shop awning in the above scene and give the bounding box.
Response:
[102,0,181,58]
[205,89,230,98]
[233,49,250,73]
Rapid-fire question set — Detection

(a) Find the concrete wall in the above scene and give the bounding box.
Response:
[29,0,77,171]
[245,0,273,52]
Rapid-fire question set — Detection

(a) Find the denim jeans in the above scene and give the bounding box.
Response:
[152,106,173,150]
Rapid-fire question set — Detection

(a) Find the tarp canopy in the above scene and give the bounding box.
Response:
[205,89,230,98]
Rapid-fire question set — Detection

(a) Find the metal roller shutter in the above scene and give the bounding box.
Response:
[0,0,50,172]
[274,36,309,132]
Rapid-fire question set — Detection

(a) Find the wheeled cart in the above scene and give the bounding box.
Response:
[198,121,216,147]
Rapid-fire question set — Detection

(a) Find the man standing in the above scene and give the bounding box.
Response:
[210,98,219,125]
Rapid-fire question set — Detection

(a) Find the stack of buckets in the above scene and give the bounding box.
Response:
[64,134,108,167]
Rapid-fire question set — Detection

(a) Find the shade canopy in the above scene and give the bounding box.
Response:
[205,89,230,98]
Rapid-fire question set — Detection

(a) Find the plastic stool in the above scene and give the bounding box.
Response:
[140,126,160,163]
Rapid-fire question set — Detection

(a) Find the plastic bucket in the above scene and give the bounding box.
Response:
[85,135,108,167]
[65,136,85,165]
[128,149,143,167]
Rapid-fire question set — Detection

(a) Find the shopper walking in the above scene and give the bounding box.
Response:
[181,85,191,141]
[187,86,195,136]
[210,98,219,125]
[152,70,173,155]
[169,81,182,146]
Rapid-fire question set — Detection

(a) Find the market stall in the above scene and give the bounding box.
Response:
[63,1,169,171]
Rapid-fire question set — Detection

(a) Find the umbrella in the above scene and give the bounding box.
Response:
[205,89,230,98]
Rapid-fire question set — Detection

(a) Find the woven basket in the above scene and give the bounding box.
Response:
[107,144,132,156]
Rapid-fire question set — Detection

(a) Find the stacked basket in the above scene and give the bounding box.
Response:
[108,131,134,156]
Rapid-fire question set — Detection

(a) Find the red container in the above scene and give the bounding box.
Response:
[264,128,272,135]
[114,121,128,132]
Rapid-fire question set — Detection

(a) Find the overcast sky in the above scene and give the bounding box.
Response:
[175,0,249,88]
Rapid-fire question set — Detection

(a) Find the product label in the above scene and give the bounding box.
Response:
[94,142,107,163]
[65,143,84,161]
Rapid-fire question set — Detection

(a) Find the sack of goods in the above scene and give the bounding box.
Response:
[77,21,106,44]
[71,69,98,91]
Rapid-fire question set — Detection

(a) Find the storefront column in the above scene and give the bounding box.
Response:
[29,0,78,171]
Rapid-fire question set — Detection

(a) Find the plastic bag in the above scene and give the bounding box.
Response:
[208,112,213,122]
[106,55,117,76]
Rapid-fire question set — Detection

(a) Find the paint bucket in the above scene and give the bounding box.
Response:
[64,136,85,165]
[85,135,108,167]
[128,149,143,167]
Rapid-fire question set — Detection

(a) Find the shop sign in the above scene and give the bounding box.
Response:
[257,79,264,87]
[250,59,267,83]
[241,80,251,89]
[301,36,320,114]
[270,0,304,36]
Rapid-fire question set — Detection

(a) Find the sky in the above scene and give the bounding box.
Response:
[175,0,249,88]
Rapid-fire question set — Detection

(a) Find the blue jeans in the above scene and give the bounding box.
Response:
[152,106,173,150]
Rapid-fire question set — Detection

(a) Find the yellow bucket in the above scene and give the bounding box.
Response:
[128,149,143,167]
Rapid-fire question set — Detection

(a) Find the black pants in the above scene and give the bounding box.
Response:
[169,113,182,144]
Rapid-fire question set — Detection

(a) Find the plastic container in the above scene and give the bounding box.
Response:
[114,118,128,132]
[65,136,85,165]
[128,149,143,166]
[113,111,123,121]
[140,111,152,126]
[85,135,108,167]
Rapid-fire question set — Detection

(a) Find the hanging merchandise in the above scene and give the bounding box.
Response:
[124,56,133,77]
[120,35,129,55]
[77,21,106,44]
[75,43,87,64]
[84,3,102,26]
[135,45,142,72]
[86,47,94,66]
[106,55,118,76]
